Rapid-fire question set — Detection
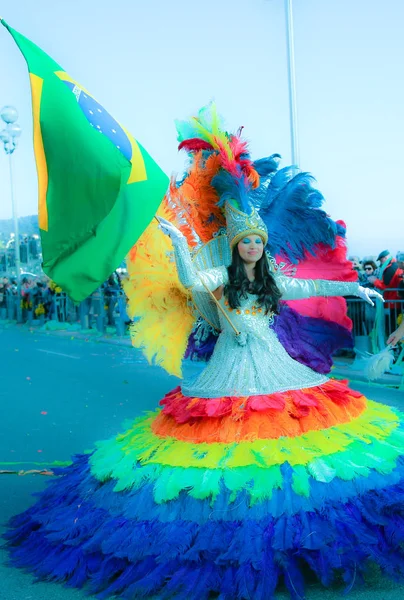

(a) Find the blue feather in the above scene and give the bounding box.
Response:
[253,154,281,178]
[218,566,237,599]
[6,450,404,598]
[259,170,341,261]
[235,563,257,599]
[282,555,306,600]
[212,170,253,214]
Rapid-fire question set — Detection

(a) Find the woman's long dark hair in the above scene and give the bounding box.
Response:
[225,247,282,314]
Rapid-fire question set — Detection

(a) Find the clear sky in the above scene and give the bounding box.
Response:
[0,0,402,258]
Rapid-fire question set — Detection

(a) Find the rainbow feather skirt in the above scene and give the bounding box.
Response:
[5,379,404,599]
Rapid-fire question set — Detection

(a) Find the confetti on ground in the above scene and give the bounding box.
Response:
[37,450,43,453]
[26,377,31,381]
[40,411,48,415]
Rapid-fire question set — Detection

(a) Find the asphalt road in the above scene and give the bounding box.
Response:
[0,324,180,471]
[0,324,403,600]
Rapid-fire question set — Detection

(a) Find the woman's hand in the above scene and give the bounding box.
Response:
[387,320,404,346]
[156,216,184,242]
[357,286,384,306]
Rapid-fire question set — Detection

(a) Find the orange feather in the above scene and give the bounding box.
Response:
[169,152,225,245]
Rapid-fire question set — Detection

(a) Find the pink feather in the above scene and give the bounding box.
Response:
[277,229,357,330]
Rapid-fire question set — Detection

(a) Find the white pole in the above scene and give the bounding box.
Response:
[284,0,300,168]
[9,152,22,323]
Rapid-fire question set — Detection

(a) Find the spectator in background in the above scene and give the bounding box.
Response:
[0,278,7,316]
[349,255,360,269]
[349,255,366,284]
[368,250,404,335]
[361,260,377,288]
[397,252,404,271]
[104,272,121,325]
[368,250,403,296]
[20,277,34,320]
[346,256,366,335]
[31,280,51,318]
[396,252,404,302]
[9,278,17,295]
[358,260,378,334]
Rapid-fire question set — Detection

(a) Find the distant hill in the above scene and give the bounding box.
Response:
[0,215,39,240]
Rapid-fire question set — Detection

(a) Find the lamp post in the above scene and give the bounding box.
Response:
[0,106,22,323]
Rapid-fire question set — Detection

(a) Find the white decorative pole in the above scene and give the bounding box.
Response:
[284,0,300,168]
[0,106,23,323]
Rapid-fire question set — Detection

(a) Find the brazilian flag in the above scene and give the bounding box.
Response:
[1,20,168,301]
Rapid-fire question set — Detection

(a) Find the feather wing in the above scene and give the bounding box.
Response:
[124,202,195,378]
[253,164,356,366]
[169,152,225,246]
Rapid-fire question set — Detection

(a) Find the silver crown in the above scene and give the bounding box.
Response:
[225,202,268,249]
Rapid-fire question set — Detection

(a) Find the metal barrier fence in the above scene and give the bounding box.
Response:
[0,286,403,348]
[346,290,403,354]
[0,288,130,336]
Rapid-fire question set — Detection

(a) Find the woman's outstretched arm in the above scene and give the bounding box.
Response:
[275,273,383,305]
[158,217,228,291]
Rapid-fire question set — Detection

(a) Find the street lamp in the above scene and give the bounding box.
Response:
[0,105,22,323]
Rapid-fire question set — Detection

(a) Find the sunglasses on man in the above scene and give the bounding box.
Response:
[364,267,373,271]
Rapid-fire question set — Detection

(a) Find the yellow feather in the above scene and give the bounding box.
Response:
[124,203,195,378]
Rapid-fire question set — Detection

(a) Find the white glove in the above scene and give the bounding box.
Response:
[156,216,185,242]
[357,286,384,306]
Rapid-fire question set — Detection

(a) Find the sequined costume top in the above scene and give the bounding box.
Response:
[172,238,360,398]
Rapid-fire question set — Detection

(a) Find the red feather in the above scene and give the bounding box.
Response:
[178,139,214,152]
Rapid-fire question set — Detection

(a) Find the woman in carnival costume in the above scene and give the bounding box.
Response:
[6,106,404,600]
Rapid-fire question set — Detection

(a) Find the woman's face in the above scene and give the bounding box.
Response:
[364,264,374,276]
[237,235,264,264]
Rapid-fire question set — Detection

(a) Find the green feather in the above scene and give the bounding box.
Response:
[308,458,337,483]
[291,465,310,497]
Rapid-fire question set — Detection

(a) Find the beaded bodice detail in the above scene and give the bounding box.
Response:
[220,294,274,329]
[181,293,328,398]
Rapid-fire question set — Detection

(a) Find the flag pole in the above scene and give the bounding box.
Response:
[284,0,300,168]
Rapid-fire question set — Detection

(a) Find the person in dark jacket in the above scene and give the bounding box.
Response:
[368,250,403,334]
[361,260,377,288]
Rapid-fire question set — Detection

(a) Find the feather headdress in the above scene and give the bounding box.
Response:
[125,103,357,377]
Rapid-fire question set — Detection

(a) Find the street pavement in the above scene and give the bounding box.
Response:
[0,324,180,469]
[0,323,403,600]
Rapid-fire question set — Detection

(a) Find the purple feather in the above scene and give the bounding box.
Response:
[186,304,352,374]
[273,303,353,374]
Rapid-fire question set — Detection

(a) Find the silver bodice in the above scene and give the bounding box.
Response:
[181,293,328,398]
[171,234,360,398]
